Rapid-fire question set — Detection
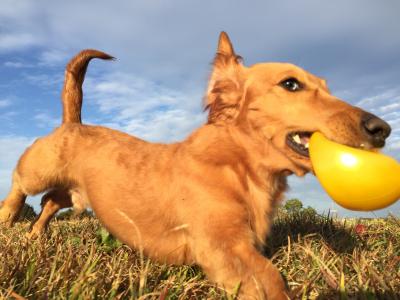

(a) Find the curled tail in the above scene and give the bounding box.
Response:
[62,49,114,124]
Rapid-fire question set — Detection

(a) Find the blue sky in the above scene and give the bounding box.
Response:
[0,0,399,217]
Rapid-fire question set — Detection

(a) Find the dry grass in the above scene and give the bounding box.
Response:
[1,212,399,299]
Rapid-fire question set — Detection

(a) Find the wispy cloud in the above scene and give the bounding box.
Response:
[85,72,206,142]
[0,135,33,186]
[33,111,59,128]
[379,102,400,114]
[23,72,64,89]
[0,99,11,108]
[38,49,70,67]
[0,134,42,210]
[0,111,18,120]
[356,88,400,109]
[0,33,40,52]
[3,51,68,69]
[388,141,400,150]
[3,61,34,68]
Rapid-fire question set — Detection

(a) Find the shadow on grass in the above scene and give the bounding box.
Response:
[316,290,400,300]
[264,211,359,257]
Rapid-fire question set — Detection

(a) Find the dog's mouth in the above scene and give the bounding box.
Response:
[286,131,313,157]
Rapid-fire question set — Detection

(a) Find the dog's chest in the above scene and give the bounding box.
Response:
[246,173,287,244]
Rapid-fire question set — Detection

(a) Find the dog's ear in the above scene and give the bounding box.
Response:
[205,32,245,123]
[216,31,235,57]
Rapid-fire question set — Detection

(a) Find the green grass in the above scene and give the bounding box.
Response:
[1,212,399,299]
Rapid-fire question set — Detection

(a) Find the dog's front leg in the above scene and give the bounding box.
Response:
[27,189,73,239]
[193,222,289,299]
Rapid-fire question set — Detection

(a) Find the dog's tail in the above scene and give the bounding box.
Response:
[61,49,114,124]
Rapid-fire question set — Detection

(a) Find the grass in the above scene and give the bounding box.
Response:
[0,212,399,299]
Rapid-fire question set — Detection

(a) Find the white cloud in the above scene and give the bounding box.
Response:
[4,61,30,68]
[0,111,18,119]
[33,111,60,128]
[387,118,400,130]
[0,135,32,160]
[388,141,400,150]
[0,1,43,53]
[356,88,400,108]
[0,0,36,19]
[84,72,206,142]
[0,135,33,187]
[0,33,40,52]
[119,108,205,142]
[23,72,64,89]
[0,99,11,108]
[38,49,70,66]
[0,135,42,211]
[379,102,400,114]
[0,0,399,85]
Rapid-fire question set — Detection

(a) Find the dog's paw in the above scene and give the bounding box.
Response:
[0,206,13,227]
[25,224,47,239]
[25,229,40,239]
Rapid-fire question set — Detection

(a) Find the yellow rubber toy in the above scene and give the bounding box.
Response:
[309,132,400,211]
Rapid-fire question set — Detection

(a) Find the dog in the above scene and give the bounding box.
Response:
[0,32,391,299]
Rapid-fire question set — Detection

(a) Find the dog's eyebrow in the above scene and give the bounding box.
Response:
[319,78,330,91]
[275,70,306,83]
[280,71,330,92]
[307,76,330,93]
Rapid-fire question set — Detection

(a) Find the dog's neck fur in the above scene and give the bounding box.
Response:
[185,123,291,246]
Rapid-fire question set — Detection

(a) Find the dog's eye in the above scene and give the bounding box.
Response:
[279,78,303,92]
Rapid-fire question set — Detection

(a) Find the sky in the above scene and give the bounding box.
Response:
[0,0,399,217]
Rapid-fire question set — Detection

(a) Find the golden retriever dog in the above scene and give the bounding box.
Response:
[0,32,391,299]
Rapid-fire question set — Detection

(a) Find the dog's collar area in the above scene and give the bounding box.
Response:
[286,131,312,157]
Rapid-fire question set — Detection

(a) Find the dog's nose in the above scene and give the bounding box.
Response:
[361,113,391,147]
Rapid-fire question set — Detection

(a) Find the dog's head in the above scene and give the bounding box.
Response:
[205,32,391,175]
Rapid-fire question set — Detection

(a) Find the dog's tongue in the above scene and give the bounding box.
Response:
[300,133,310,145]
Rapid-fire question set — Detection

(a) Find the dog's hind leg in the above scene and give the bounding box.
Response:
[0,137,64,227]
[26,188,73,239]
[0,171,27,227]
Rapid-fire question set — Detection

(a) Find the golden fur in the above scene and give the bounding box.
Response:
[0,32,391,299]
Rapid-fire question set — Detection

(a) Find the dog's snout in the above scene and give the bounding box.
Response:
[361,113,391,147]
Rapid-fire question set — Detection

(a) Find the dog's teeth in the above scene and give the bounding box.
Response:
[305,142,309,149]
[293,134,301,144]
[360,143,365,148]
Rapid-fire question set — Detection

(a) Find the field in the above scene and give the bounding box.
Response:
[0,212,399,299]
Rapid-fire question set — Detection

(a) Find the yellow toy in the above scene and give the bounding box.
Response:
[309,132,400,211]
